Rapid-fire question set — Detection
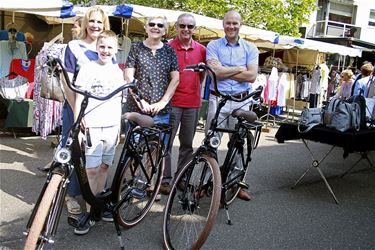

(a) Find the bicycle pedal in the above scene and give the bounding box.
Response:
[238,181,249,189]
[130,188,146,199]
[96,189,112,200]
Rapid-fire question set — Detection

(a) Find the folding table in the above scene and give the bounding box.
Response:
[275,122,375,203]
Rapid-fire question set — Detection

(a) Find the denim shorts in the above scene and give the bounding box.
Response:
[85,125,120,168]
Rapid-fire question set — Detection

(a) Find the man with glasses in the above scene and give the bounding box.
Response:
[160,13,206,195]
[206,10,259,201]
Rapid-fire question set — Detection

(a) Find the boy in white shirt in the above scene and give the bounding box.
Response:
[73,30,125,235]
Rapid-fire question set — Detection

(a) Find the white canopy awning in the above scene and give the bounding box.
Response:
[0,2,362,57]
[252,34,362,57]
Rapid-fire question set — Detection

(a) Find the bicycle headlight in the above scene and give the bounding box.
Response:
[54,148,71,164]
[209,136,221,148]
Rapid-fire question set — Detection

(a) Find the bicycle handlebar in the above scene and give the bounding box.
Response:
[185,63,263,103]
[49,57,137,101]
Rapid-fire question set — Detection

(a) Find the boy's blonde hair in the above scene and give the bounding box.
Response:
[80,6,110,40]
[97,30,118,50]
[361,63,374,77]
[97,30,117,42]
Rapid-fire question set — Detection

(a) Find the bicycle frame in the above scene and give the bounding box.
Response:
[25,57,169,248]
[185,63,263,207]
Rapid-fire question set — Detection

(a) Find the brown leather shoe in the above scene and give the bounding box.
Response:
[237,188,251,201]
[159,183,171,195]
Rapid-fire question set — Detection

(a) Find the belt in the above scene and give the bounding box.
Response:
[210,90,249,99]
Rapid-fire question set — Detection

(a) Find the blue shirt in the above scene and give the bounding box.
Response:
[352,76,371,96]
[206,37,258,94]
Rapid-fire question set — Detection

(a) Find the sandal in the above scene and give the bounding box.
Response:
[65,196,82,215]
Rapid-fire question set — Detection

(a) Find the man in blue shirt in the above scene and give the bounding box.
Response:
[206,10,259,201]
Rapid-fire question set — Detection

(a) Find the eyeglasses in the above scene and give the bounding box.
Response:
[148,22,165,28]
[178,24,195,29]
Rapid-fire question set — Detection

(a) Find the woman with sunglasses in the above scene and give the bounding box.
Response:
[124,16,179,199]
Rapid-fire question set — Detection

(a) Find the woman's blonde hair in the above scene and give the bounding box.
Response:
[341,69,353,79]
[80,6,110,40]
[145,16,168,30]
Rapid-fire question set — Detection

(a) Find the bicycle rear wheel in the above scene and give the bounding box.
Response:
[163,154,221,250]
[24,174,63,250]
[116,139,162,228]
[223,130,254,205]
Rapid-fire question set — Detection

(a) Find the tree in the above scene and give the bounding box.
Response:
[70,0,317,36]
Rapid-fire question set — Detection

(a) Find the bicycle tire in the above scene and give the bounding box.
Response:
[24,174,63,250]
[116,139,163,228]
[223,130,254,205]
[163,154,221,250]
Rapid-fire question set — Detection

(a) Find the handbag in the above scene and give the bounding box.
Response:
[324,97,360,132]
[40,63,64,102]
[298,108,322,133]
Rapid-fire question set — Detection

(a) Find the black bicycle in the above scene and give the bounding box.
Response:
[23,57,171,249]
[162,63,263,250]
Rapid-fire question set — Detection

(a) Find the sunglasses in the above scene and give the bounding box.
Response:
[148,22,165,28]
[178,24,195,29]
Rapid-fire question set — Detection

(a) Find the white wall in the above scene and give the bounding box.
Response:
[353,0,375,42]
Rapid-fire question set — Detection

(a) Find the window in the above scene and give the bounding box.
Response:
[369,10,375,27]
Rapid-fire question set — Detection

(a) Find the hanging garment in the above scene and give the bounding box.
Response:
[8,58,35,82]
[309,69,321,94]
[0,40,28,77]
[32,42,66,139]
[268,67,278,102]
[116,35,131,64]
[0,75,28,100]
[301,74,310,99]
[277,72,288,107]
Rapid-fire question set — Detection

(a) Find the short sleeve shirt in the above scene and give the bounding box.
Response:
[206,37,258,94]
[64,40,98,75]
[168,38,206,108]
[125,42,179,114]
[75,61,124,127]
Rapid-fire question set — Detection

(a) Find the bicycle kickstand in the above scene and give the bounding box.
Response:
[224,204,232,225]
[112,211,125,250]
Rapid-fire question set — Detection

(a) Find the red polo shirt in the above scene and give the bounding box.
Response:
[168,38,206,108]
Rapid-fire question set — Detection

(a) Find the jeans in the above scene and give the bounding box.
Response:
[61,101,81,197]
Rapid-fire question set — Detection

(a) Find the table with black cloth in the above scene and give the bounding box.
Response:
[275,122,375,203]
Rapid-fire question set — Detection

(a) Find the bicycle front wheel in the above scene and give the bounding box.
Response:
[24,174,63,250]
[116,139,162,228]
[163,154,221,250]
[223,130,254,205]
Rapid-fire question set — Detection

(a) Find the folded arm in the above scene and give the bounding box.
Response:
[207,59,258,83]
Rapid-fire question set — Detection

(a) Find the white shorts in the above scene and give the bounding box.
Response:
[84,125,120,168]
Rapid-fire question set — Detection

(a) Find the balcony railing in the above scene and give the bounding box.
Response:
[307,20,361,39]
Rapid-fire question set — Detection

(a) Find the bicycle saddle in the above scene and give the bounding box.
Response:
[231,109,257,123]
[122,112,154,128]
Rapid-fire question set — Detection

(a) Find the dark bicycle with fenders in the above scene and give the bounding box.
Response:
[23,57,172,249]
[162,63,263,250]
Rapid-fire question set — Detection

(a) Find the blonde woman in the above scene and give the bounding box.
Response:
[60,6,111,232]
[335,69,354,99]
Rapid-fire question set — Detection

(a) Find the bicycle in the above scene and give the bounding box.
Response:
[162,63,263,250]
[23,57,172,250]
